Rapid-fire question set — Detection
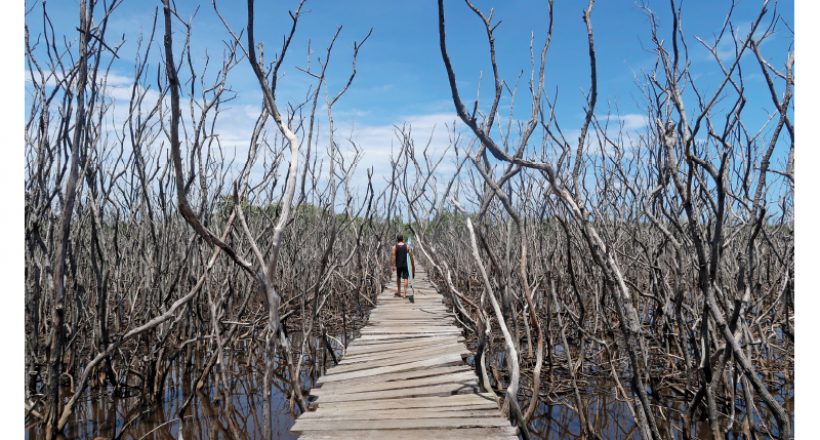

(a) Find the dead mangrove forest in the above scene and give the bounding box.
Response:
[24,0,793,439]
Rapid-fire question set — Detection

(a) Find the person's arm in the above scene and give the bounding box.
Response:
[390,245,396,271]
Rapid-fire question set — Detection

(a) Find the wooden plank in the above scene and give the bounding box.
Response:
[343,339,464,357]
[374,302,444,307]
[327,346,469,374]
[299,429,518,440]
[313,393,500,412]
[339,344,469,366]
[356,333,460,342]
[318,353,464,383]
[358,330,461,337]
[372,305,447,309]
[360,326,460,333]
[313,381,481,403]
[349,335,463,347]
[366,316,451,322]
[359,328,460,335]
[368,319,455,325]
[362,317,448,322]
[311,371,479,396]
[372,302,444,306]
[292,416,511,432]
[369,310,448,316]
[380,300,444,303]
[308,365,473,390]
[297,407,502,421]
[343,337,463,356]
[367,316,448,320]
[368,312,450,318]
[313,403,501,416]
[342,341,467,359]
[350,331,455,339]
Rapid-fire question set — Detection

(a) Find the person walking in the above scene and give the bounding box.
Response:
[391,234,415,299]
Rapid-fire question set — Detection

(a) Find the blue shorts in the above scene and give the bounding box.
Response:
[396,266,410,280]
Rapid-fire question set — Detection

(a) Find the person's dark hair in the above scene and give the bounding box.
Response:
[396,234,404,242]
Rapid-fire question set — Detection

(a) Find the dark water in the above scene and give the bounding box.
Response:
[46,381,300,439]
[466,337,793,439]
[27,334,347,440]
[30,329,792,439]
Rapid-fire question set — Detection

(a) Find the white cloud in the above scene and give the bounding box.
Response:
[336,112,464,191]
[615,113,649,132]
[26,66,471,212]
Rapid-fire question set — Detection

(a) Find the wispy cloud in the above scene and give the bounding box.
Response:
[333,112,464,192]
[613,113,649,132]
[91,71,466,205]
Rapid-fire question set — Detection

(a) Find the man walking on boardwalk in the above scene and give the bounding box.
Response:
[391,234,415,299]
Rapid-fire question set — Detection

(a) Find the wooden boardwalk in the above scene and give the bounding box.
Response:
[291,270,518,439]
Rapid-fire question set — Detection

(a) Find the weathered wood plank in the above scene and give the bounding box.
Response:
[368,310,448,316]
[355,333,460,342]
[297,407,502,421]
[312,393,500,412]
[358,330,461,337]
[292,416,511,432]
[349,335,464,346]
[339,344,469,366]
[318,353,464,383]
[360,326,460,333]
[311,371,479,395]
[294,271,511,439]
[327,346,469,374]
[298,428,518,440]
[343,337,463,356]
[343,339,464,356]
[313,381,481,403]
[368,320,455,325]
[309,365,473,389]
[361,313,444,319]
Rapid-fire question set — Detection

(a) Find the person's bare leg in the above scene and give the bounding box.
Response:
[404,277,413,302]
[396,273,401,297]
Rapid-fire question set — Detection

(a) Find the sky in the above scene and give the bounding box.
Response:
[22,0,796,200]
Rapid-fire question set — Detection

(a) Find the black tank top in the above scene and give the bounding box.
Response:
[395,243,408,268]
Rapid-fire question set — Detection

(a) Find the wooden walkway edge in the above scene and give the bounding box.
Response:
[290,270,518,439]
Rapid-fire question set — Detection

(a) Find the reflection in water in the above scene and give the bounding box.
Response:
[27,334,346,440]
[468,329,793,439]
[30,322,792,439]
[521,366,793,439]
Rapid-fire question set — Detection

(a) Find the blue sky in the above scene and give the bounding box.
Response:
[23,0,795,195]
